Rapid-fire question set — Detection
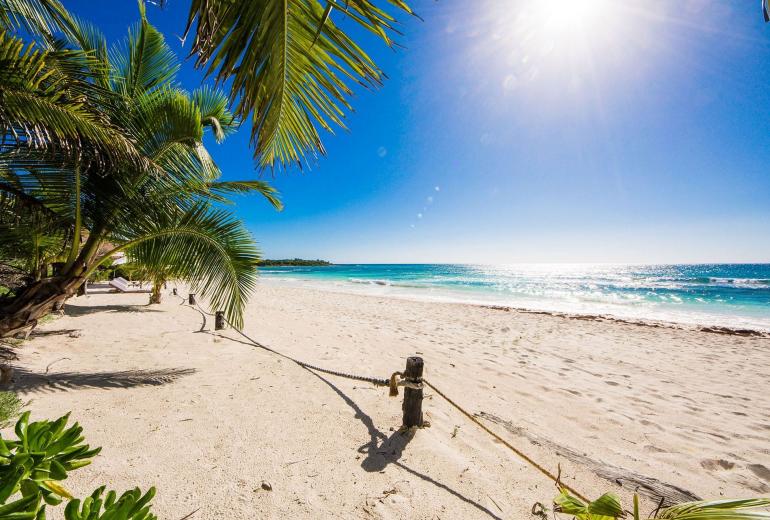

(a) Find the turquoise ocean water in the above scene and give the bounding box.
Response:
[259,264,770,331]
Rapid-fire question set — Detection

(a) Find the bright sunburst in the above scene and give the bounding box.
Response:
[535,0,612,35]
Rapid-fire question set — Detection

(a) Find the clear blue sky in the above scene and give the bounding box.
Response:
[67,0,770,263]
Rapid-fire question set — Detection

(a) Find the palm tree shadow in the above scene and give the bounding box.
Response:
[11,367,196,394]
[64,304,160,317]
[306,370,504,520]
[29,329,80,338]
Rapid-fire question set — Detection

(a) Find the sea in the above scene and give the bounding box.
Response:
[259,264,770,332]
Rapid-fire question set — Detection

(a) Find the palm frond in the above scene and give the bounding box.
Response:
[183,0,415,169]
[656,498,770,519]
[192,85,237,143]
[0,0,75,39]
[0,30,151,171]
[110,9,179,98]
[186,180,283,210]
[553,490,770,520]
[109,203,260,328]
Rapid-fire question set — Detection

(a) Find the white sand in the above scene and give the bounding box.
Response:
[6,284,770,519]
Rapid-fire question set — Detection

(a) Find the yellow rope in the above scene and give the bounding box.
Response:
[182,291,589,503]
[423,379,589,503]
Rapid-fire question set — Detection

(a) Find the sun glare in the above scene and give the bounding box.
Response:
[536,0,611,35]
[458,0,634,100]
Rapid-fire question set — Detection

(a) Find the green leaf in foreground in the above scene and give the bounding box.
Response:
[554,489,770,520]
[0,412,101,507]
[64,486,157,520]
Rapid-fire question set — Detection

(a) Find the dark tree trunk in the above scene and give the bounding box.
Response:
[0,275,85,338]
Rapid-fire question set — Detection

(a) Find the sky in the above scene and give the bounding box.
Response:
[66,0,770,264]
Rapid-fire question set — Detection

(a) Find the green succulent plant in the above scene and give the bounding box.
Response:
[0,412,100,507]
[64,486,157,520]
[0,413,158,520]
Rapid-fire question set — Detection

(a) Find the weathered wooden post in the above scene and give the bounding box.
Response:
[0,364,13,388]
[401,356,424,428]
[172,288,178,296]
[215,311,226,330]
[188,293,196,305]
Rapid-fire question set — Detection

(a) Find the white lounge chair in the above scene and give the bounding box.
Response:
[109,278,151,293]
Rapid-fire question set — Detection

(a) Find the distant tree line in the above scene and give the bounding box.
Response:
[258,259,332,266]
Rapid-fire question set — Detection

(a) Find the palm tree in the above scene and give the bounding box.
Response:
[0,6,281,337]
[2,0,418,170]
[0,0,415,336]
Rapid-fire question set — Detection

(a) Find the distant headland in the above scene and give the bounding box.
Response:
[258,259,332,266]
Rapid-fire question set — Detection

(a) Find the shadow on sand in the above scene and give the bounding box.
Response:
[203,325,503,518]
[64,303,161,317]
[29,329,81,338]
[305,370,504,520]
[12,367,196,394]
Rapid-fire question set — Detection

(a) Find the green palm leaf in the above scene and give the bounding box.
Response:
[109,203,260,328]
[110,3,179,98]
[0,0,74,38]
[0,29,151,171]
[656,498,770,519]
[183,0,415,168]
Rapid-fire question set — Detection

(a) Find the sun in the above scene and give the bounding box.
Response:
[535,0,611,37]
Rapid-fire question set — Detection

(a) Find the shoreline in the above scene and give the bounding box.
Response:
[260,277,770,338]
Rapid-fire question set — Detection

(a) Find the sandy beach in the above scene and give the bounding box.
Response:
[5,284,770,519]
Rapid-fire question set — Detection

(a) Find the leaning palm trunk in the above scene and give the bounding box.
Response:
[0,274,86,337]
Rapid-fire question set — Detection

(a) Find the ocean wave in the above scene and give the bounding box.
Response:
[663,276,770,286]
[348,278,427,289]
[349,278,391,286]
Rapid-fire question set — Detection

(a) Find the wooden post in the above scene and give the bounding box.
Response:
[172,288,177,296]
[77,281,87,297]
[401,356,424,428]
[188,293,196,305]
[0,364,13,388]
[215,311,225,330]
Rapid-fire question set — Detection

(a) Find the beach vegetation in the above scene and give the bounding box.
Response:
[554,488,770,520]
[0,2,282,336]
[0,0,413,335]
[0,391,21,427]
[0,411,158,519]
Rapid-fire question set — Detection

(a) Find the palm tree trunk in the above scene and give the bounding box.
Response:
[0,275,85,337]
[149,279,162,304]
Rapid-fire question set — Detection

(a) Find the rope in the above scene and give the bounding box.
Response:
[195,302,215,317]
[185,293,391,386]
[423,379,589,503]
[221,315,393,387]
[183,292,589,502]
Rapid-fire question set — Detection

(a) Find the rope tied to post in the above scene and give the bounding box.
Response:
[185,294,589,503]
[220,313,396,388]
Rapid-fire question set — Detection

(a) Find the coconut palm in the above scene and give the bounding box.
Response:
[3,0,418,170]
[0,6,281,337]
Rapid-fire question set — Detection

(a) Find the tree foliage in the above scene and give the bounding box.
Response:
[554,489,770,520]
[183,0,416,169]
[0,1,281,332]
